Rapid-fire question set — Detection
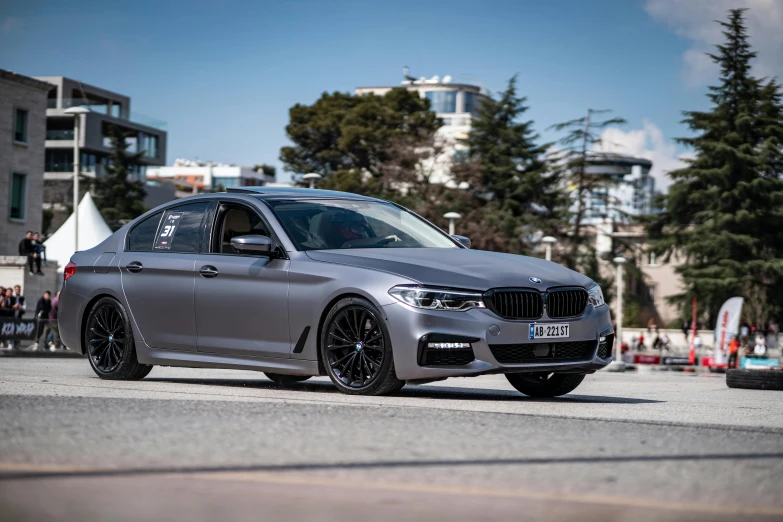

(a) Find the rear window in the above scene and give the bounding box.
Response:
[127,211,163,251]
[153,202,209,253]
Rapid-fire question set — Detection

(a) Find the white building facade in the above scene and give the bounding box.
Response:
[147,159,276,192]
[356,73,488,184]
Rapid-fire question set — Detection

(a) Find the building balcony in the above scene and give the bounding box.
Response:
[47,98,167,131]
[46,129,75,140]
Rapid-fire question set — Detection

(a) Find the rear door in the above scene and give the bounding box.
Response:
[120,201,212,351]
[194,201,291,357]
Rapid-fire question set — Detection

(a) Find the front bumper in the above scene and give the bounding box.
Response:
[382,301,613,381]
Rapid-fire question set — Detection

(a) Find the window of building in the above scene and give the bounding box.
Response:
[425,91,457,113]
[463,92,479,115]
[45,149,74,172]
[127,211,163,251]
[648,251,657,266]
[213,177,240,189]
[153,202,209,253]
[14,108,29,143]
[139,132,158,159]
[9,173,26,220]
[453,149,469,163]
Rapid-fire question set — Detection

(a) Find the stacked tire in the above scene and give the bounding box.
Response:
[726,369,783,390]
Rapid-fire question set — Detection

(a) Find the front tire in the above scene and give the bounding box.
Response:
[506,372,585,397]
[84,297,152,381]
[320,297,403,396]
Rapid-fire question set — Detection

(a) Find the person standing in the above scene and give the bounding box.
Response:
[770,320,780,348]
[31,232,46,273]
[48,291,61,350]
[728,336,740,369]
[10,285,26,350]
[18,231,40,276]
[33,291,52,350]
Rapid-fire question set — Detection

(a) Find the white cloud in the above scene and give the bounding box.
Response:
[594,121,691,192]
[644,0,783,86]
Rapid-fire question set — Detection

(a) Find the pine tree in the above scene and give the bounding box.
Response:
[454,76,566,254]
[91,125,147,230]
[549,109,627,269]
[648,8,783,325]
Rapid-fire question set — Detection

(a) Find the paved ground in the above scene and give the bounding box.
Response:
[1,359,782,521]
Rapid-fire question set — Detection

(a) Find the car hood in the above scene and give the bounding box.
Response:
[305,248,592,291]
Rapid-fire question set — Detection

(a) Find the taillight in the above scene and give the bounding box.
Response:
[63,261,76,282]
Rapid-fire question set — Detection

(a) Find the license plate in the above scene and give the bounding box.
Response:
[529,323,570,339]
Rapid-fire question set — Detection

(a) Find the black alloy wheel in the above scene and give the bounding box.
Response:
[87,301,126,373]
[85,297,152,380]
[321,297,404,395]
[505,371,585,398]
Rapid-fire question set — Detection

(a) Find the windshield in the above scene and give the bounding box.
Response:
[266,199,459,251]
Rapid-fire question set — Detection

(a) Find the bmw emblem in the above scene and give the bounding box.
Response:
[529,276,542,284]
[356,343,363,351]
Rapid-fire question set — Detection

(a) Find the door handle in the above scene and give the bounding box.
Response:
[126,261,143,273]
[199,265,218,278]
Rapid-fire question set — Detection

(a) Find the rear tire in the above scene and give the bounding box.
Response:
[506,372,585,398]
[84,297,152,381]
[726,369,783,390]
[264,373,311,385]
[320,297,403,396]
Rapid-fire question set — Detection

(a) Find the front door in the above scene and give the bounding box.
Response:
[195,202,291,357]
[121,201,210,351]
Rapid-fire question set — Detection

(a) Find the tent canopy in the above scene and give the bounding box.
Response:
[44,192,113,271]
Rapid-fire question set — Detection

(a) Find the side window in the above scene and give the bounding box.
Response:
[153,202,209,253]
[218,205,271,254]
[127,211,163,251]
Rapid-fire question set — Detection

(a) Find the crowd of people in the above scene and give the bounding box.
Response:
[0,284,61,352]
[18,230,47,276]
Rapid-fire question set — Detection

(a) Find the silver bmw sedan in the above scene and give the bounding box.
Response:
[58,187,614,396]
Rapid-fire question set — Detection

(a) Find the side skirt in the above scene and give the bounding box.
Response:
[136,341,320,376]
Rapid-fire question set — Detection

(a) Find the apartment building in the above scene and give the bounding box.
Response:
[33,76,168,216]
[0,69,49,256]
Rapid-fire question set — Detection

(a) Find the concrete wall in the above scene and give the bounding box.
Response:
[0,256,60,315]
[0,73,48,256]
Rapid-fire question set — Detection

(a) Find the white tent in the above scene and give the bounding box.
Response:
[44,192,113,272]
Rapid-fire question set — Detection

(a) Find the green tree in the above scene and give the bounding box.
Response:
[453,76,567,253]
[91,125,147,230]
[280,89,440,179]
[254,163,277,178]
[648,8,783,325]
[549,109,627,269]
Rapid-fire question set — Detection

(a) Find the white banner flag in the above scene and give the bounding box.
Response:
[713,297,744,364]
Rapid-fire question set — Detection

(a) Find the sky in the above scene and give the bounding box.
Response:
[1,0,781,188]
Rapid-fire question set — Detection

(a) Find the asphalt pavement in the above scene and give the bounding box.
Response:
[1,359,782,521]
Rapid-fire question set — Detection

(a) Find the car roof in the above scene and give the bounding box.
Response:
[226,186,380,202]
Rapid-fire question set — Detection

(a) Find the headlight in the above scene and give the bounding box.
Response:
[388,285,486,311]
[587,283,605,307]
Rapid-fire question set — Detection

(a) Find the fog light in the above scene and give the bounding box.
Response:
[428,342,471,349]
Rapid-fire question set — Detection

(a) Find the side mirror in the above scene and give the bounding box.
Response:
[452,235,471,248]
[230,235,276,256]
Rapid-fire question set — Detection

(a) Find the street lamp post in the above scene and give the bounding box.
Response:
[541,236,557,262]
[609,256,627,372]
[443,212,461,235]
[63,106,90,253]
[303,173,322,189]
